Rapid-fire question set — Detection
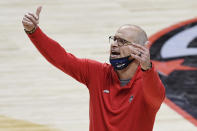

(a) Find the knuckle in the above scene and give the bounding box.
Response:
[25,14,29,18]
[25,13,29,16]
[24,18,29,22]
[24,16,28,19]
[29,15,33,19]
[28,15,32,19]
[33,14,36,18]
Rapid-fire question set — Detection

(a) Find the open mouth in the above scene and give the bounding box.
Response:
[111,51,120,59]
[111,51,120,55]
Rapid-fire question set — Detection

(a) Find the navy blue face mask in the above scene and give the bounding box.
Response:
[109,56,135,70]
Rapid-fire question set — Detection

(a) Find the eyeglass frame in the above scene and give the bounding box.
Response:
[109,36,132,46]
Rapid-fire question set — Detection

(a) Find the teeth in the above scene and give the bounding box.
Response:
[111,54,119,58]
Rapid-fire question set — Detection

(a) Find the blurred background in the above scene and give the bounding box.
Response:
[0,0,197,130]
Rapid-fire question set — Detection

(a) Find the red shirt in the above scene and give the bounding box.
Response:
[27,27,165,131]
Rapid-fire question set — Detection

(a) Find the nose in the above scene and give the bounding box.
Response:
[111,41,119,48]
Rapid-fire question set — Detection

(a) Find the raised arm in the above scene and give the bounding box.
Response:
[141,63,165,110]
[22,6,103,87]
[129,42,165,110]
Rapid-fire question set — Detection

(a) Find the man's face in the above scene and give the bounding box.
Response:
[110,27,139,59]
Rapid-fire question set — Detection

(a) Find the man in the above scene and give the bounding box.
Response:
[22,6,165,131]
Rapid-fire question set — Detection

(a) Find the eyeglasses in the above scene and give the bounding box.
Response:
[109,36,132,46]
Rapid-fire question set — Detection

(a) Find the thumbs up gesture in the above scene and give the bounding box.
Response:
[22,6,42,32]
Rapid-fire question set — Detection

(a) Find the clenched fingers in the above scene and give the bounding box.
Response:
[130,53,142,62]
[22,20,33,26]
[131,42,149,52]
[24,13,38,26]
[128,46,143,56]
[28,12,38,21]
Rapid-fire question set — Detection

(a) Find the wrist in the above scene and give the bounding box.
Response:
[24,27,37,34]
[141,62,152,71]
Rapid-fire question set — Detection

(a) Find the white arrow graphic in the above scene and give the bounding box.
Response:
[161,25,197,59]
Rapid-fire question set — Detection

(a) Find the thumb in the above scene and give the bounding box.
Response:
[36,6,42,19]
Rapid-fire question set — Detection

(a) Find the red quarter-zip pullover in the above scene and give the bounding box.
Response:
[26,27,165,131]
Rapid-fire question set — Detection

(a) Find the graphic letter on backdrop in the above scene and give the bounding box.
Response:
[149,18,197,126]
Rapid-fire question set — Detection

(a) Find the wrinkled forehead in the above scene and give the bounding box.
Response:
[115,26,140,42]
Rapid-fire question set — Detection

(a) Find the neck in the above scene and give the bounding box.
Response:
[116,60,139,80]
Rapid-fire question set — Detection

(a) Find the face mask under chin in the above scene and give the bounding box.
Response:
[109,56,135,70]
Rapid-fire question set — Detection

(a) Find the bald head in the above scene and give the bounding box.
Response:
[116,24,148,45]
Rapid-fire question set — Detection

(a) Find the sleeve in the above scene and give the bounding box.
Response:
[141,62,166,110]
[26,27,103,87]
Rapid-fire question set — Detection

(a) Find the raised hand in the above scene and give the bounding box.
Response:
[22,6,42,31]
[129,41,151,70]
[119,41,151,70]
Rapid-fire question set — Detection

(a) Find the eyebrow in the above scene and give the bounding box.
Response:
[115,36,131,43]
